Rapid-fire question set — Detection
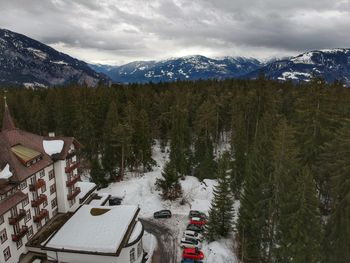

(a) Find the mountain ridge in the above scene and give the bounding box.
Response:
[0,28,110,88]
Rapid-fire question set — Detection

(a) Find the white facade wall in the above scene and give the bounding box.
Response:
[54,144,80,214]
[46,239,143,263]
[0,164,59,263]
[0,203,29,263]
[54,160,70,213]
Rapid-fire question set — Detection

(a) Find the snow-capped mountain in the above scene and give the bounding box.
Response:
[90,55,263,83]
[0,28,109,87]
[245,49,350,85]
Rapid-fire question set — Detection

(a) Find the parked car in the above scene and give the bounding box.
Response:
[189,210,208,220]
[190,217,206,226]
[181,259,203,263]
[189,210,201,218]
[180,237,202,249]
[186,224,203,233]
[183,230,203,241]
[153,210,172,219]
[182,248,204,261]
[109,197,123,206]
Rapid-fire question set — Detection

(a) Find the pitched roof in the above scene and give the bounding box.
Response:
[2,99,16,131]
[0,190,27,216]
[0,106,81,186]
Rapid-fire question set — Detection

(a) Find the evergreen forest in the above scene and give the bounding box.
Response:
[1,77,349,263]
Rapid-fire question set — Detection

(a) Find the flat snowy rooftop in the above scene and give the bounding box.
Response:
[46,205,138,254]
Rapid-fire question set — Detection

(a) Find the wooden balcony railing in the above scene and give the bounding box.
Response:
[31,194,47,207]
[8,209,26,225]
[29,178,46,192]
[33,209,48,223]
[11,226,28,242]
[67,187,81,201]
[65,162,79,173]
[66,175,81,187]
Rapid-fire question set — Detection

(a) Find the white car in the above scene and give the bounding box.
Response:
[180,237,202,249]
[183,230,203,240]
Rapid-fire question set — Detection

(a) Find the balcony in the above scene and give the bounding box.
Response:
[66,175,81,187]
[33,209,48,223]
[11,226,28,242]
[29,179,46,191]
[8,209,26,225]
[31,194,47,207]
[67,187,81,201]
[65,162,79,173]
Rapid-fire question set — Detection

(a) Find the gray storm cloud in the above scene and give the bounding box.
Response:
[0,0,349,64]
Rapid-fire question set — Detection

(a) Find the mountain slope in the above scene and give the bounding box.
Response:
[91,55,262,83]
[0,28,109,87]
[245,49,350,85]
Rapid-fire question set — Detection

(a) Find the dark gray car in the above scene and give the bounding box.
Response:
[153,209,172,219]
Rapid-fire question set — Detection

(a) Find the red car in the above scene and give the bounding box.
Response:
[190,217,206,226]
[183,248,204,260]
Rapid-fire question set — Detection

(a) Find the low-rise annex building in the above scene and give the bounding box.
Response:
[0,100,145,263]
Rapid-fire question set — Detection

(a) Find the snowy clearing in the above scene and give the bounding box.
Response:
[98,143,238,263]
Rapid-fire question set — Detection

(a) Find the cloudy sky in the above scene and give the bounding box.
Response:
[0,0,349,65]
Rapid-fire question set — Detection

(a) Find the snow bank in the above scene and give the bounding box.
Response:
[202,239,238,263]
[0,163,12,179]
[43,140,64,155]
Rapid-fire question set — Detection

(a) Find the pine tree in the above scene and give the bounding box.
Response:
[237,112,276,263]
[205,152,234,241]
[321,119,350,263]
[169,104,191,176]
[269,118,323,263]
[155,161,182,200]
[90,157,108,188]
[102,101,119,178]
[193,135,217,180]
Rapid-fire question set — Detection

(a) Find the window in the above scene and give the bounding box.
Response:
[27,226,33,239]
[0,215,3,225]
[39,170,45,178]
[36,222,41,230]
[52,209,58,217]
[41,184,46,194]
[20,181,27,190]
[43,200,48,208]
[16,239,22,249]
[25,209,31,223]
[22,198,29,207]
[130,248,135,263]
[3,247,10,261]
[50,184,56,195]
[49,170,54,180]
[51,198,57,209]
[137,240,143,258]
[0,229,7,244]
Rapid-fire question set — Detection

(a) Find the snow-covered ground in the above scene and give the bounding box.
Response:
[98,142,238,263]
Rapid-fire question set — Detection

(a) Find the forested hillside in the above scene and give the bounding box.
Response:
[1,78,349,263]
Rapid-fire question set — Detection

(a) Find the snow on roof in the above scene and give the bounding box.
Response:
[46,205,139,254]
[89,193,110,206]
[128,221,143,244]
[0,163,12,179]
[76,181,97,200]
[43,140,64,155]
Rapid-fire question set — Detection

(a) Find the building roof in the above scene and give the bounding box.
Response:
[0,103,81,186]
[2,100,15,131]
[45,205,140,255]
[0,190,27,216]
